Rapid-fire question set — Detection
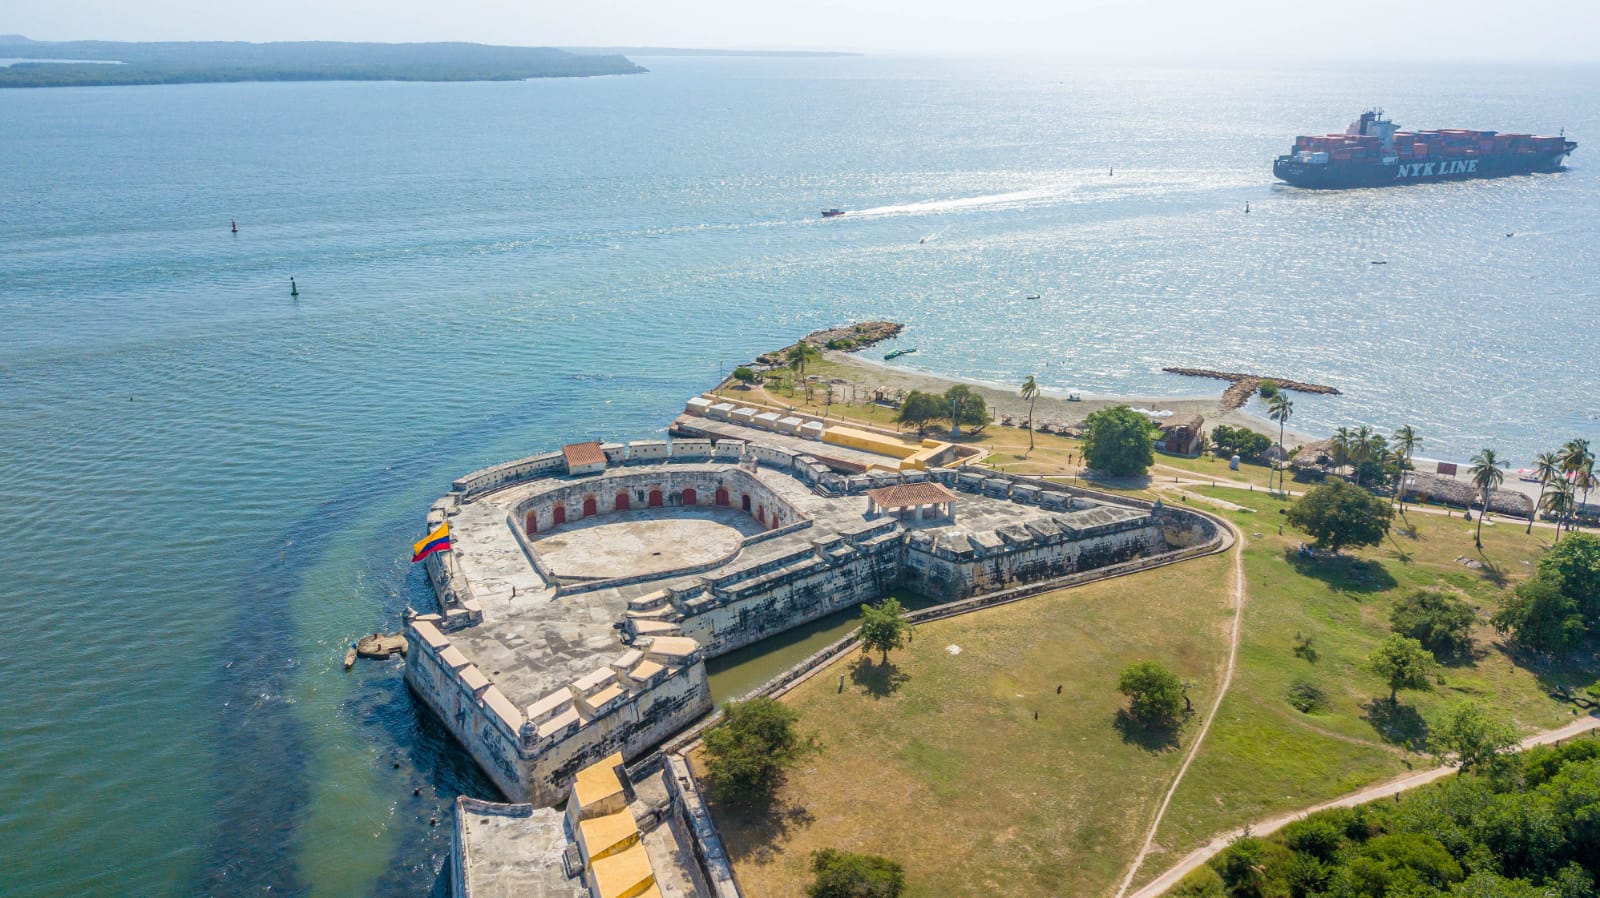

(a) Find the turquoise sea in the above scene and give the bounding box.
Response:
[2,55,1597,896]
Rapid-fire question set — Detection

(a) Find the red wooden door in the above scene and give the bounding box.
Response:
[715,487,729,507]
[525,511,537,534]
[648,489,664,508]
[615,491,630,511]
[553,505,566,525]
[582,496,597,517]
[682,488,698,506]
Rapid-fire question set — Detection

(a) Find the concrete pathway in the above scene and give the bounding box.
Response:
[1122,714,1600,898]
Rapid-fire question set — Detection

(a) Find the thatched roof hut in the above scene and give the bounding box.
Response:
[1402,472,1534,517]
[1288,438,1335,470]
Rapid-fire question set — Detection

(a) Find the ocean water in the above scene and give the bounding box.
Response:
[1,55,1597,897]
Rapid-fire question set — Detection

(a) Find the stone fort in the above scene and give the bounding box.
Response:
[404,398,1220,810]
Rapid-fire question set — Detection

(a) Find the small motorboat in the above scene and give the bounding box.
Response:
[1025,294,1041,300]
[821,209,846,218]
[884,348,917,361]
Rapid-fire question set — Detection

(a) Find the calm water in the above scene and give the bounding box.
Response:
[2,56,1597,897]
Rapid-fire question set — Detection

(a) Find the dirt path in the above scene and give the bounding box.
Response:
[1123,714,1600,898]
[1113,521,1249,898]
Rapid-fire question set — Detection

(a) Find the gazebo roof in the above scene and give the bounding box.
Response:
[865,482,958,509]
[563,441,607,468]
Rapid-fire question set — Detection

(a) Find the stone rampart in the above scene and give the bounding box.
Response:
[513,467,804,538]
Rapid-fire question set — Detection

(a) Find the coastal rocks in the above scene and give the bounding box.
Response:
[756,320,903,364]
[1160,367,1341,411]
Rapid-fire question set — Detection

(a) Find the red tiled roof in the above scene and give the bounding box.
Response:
[563,441,607,468]
[865,482,958,508]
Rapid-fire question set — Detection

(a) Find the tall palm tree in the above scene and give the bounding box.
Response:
[1331,426,1354,478]
[1529,449,1562,534]
[1391,425,1420,506]
[1559,439,1594,533]
[786,342,820,375]
[1544,480,1576,542]
[1019,375,1040,455]
[1348,425,1385,487]
[1268,394,1293,493]
[1469,448,1507,547]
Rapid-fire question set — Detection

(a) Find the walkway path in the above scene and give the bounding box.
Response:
[1113,521,1249,898]
[1124,713,1600,898]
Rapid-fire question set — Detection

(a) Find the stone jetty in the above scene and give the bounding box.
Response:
[1161,367,1341,411]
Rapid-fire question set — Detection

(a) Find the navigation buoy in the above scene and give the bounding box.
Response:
[1245,202,1250,214]
[290,277,299,297]
[231,220,238,234]
[1109,167,1114,176]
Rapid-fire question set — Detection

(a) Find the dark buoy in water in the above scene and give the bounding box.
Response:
[1109,166,1114,176]
[1245,202,1250,214]
[231,220,238,234]
[290,277,299,298]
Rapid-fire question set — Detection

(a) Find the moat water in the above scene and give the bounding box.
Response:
[2,56,1597,897]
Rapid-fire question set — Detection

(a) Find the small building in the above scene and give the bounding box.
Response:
[1157,414,1205,456]
[865,481,959,523]
[730,407,758,426]
[563,442,608,477]
[798,421,826,441]
[683,397,713,417]
[752,411,782,431]
[706,402,735,421]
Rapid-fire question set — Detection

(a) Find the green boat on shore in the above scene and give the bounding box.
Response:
[884,348,917,361]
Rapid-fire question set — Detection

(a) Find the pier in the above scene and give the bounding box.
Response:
[1160,367,1341,410]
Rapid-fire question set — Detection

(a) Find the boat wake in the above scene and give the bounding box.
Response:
[848,187,1072,218]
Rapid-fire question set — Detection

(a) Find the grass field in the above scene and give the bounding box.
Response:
[1131,487,1594,891]
[699,554,1237,898]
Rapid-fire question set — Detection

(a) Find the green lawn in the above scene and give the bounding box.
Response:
[1134,486,1591,891]
[701,554,1237,898]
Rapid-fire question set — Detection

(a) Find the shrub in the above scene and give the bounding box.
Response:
[1286,680,1326,714]
[731,365,758,385]
[1169,864,1226,897]
[806,849,905,898]
[825,337,856,350]
[1211,424,1273,460]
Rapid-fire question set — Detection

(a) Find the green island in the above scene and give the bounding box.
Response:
[685,342,1600,898]
[0,36,645,87]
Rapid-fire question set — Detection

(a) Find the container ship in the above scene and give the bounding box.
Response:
[1273,110,1576,188]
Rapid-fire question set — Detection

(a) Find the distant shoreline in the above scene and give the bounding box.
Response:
[0,38,648,88]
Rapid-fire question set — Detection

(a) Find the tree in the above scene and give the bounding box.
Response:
[1428,700,1518,772]
[787,341,821,375]
[1367,634,1437,703]
[1118,660,1186,726]
[1083,406,1157,477]
[1539,533,1600,625]
[1210,424,1271,461]
[1019,375,1040,455]
[1393,425,1421,508]
[1545,481,1577,541]
[1530,450,1562,534]
[1330,426,1354,471]
[858,597,912,663]
[1492,573,1585,656]
[701,696,813,805]
[894,390,944,435]
[1390,589,1476,660]
[944,384,990,436]
[1348,425,1388,488]
[731,365,758,386]
[807,849,905,898]
[1470,448,1507,547]
[1286,479,1394,553]
[1268,393,1293,493]
[1559,439,1594,532]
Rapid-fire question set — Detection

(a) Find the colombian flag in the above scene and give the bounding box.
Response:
[411,523,451,563]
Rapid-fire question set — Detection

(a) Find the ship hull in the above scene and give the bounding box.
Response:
[1274,147,1574,189]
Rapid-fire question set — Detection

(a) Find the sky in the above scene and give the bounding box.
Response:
[5,0,1599,64]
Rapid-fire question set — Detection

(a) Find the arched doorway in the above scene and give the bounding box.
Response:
[615,491,630,511]
[582,496,597,517]
[648,489,664,508]
[715,487,729,507]
[757,505,766,525]
[524,510,537,534]
[552,505,567,526]
[741,494,752,512]
[682,488,698,506]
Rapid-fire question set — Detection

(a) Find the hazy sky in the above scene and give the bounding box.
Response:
[6,0,1598,63]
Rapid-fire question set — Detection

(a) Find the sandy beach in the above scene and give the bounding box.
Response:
[820,349,1324,446]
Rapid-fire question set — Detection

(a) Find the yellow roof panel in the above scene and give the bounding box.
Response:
[590,841,655,898]
[573,752,626,810]
[578,808,640,864]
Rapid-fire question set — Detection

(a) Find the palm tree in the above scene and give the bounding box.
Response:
[1469,448,1507,547]
[1391,425,1420,506]
[1348,425,1385,487]
[1529,450,1562,534]
[786,342,820,375]
[1020,375,1040,455]
[1544,481,1576,541]
[1331,426,1354,476]
[1268,394,1293,493]
[1559,439,1594,533]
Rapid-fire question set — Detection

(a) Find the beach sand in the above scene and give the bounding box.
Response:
[818,350,1322,447]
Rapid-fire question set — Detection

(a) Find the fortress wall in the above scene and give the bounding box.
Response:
[522,660,713,808]
[452,452,566,499]
[513,468,804,536]
[899,517,1168,600]
[674,537,902,657]
[405,616,531,800]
